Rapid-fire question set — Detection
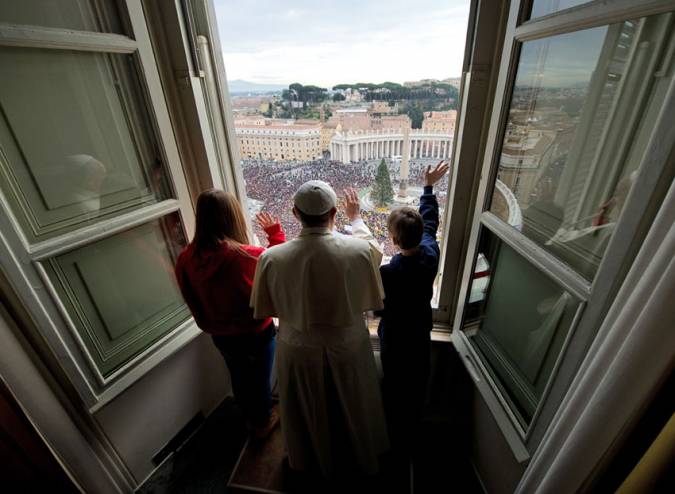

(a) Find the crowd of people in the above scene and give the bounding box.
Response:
[242,157,449,256]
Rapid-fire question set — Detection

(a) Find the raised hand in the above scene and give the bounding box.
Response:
[256,211,279,230]
[342,188,361,221]
[424,160,450,186]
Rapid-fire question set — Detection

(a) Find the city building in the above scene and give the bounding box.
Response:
[496,126,556,206]
[371,114,410,129]
[235,118,321,161]
[320,111,412,154]
[327,110,410,132]
[422,110,457,134]
[320,120,338,153]
[230,95,273,111]
[332,87,365,103]
[370,100,398,115]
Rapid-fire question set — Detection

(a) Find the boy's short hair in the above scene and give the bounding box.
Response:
[387,207,423,249]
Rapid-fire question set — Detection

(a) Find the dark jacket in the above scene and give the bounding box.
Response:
[378,185,440,346]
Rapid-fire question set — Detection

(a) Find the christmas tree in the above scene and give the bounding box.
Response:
[372,158,394,207]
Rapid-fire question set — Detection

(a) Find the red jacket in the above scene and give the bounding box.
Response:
[175,224,285,336]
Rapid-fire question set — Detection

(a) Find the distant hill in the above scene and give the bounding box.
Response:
[403,77,461,88]
[228,79,287,94]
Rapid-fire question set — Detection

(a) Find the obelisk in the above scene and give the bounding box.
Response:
[398,127,411,197]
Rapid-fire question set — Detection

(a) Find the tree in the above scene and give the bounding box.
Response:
[371,159,394,207]
[403,104,424,129]
[289,82,303,101]
[332,93,346,102]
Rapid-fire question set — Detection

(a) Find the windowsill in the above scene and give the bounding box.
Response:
[365,316,453,342]
[431,328,453,342]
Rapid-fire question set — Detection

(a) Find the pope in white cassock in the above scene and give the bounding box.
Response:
[250,180,389,476]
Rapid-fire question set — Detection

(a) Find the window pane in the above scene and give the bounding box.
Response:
[0,47,172,242]
[489,15,670,279]
[464,229,580,426]
[0,0,124,33]
[529,0,591,19]
[43,214,189,378]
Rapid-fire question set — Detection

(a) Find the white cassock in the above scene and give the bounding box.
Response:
[250,223,388,476]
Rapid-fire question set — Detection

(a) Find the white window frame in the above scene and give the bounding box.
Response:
[0,0,202,410]
[450,0,675,460]
[434,0,512,327]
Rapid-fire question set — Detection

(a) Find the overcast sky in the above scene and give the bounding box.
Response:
[213,0,470,87]
[515,25,608,88]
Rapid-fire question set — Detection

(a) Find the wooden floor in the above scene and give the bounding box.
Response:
[138,398,483,493]
[228,426,287,494]
[225,420,484,494]
[226,425,403,494]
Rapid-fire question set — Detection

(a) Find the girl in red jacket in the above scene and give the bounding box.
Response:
[175,189,285,438]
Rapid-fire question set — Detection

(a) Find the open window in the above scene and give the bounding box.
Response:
[452,0,675,458]
[0,0,198,409]
[186,0,519,331]
[209,1,472,271]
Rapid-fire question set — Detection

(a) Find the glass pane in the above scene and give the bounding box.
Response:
[0,47,172,242]
[529,0,591,19]
[43,214,189,377]
[0,0,124,33]
[489,14,671,279]
[464,229,580,426]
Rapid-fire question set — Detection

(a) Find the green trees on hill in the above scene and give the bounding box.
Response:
[331,81,459,109]
[371,159,394,207]
[274,80,459,120]
[282,83,328,104]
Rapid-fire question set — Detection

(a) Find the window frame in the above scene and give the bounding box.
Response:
[0,0,200,410]
[451,0,675,459]
[189,0,247,201]
[426,0,510,326]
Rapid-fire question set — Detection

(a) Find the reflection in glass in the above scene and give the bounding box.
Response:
[0,47,171,241]
[489,15,671,279]
[529,0,591,19]
[464,229,579,425]
[43,214,189,377]
[0,0,124,33]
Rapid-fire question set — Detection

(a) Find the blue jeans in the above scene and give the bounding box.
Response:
[212,323,276,427]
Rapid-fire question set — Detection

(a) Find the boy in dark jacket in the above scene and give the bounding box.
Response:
[377,160,449,452]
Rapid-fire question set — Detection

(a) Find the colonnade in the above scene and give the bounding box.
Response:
[330,129,453,163]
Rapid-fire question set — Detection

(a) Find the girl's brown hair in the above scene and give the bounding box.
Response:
[192,189,251,254]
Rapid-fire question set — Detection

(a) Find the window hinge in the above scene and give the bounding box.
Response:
[175,69,203,86]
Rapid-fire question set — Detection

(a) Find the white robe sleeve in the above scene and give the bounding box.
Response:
[348,219,384,311]
[363,243,384,312]
[250,253,276,318]
[350,217,383,266]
